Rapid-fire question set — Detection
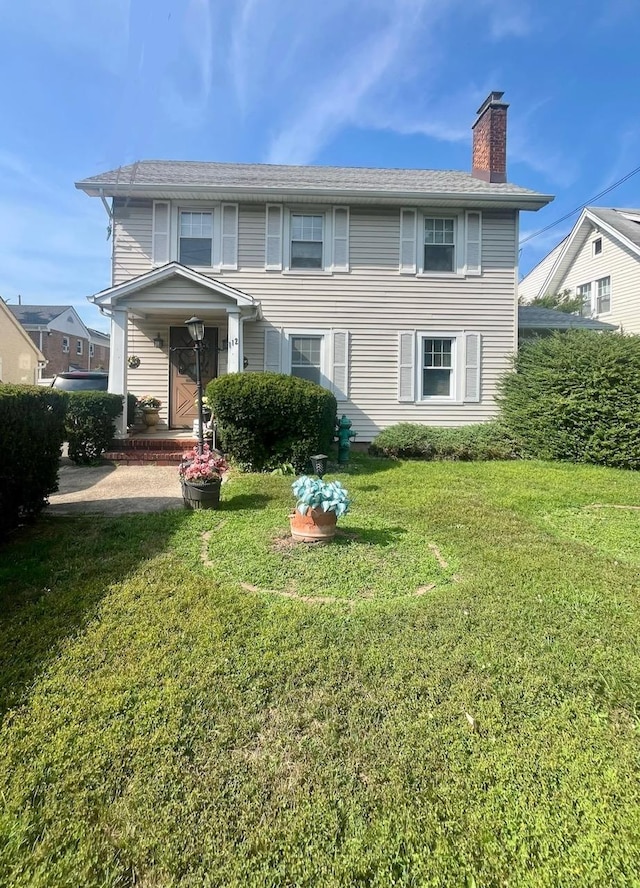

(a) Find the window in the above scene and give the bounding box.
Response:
[424,218,456,272]
[291,214,323,269]
[596,276,611,313]
[76,340,83,355]
[62,337,69,354]
[593,238,602,256]
[422,337,454,397]
[290,335,323,385]
[179,211,213,265]
[577,282,592,315]
[89,343,95,357]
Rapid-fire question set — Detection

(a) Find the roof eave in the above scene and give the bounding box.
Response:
[75,180,553,210]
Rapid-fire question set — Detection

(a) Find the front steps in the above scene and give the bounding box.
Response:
[104,434,198,466]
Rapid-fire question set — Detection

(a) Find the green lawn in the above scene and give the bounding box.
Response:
[1,456,640,887]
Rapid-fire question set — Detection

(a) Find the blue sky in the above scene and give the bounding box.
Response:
[1,0,639,332]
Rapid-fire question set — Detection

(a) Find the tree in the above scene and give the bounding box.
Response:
[521,288,584,315]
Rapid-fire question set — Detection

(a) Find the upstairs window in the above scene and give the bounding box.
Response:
[596,276,611,313]
[577,282,592,315]
[290,335,323,385]
[424,217,455,272]
[593,237,602,256]
[62,337,69,354]
[291,214,323,269]
[76,340,83,355]
[179,211,213,266]
[89,343,95,357]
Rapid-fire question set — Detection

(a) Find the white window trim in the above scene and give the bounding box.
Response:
[416,211,465,277]
[89,343,95,357]
[62,336,69,354]
[577,275,612,316]
[282,328,331,384]
[592,237,603,257]
[173,203,220,269]
[283,208,333,274]
[76,339,83,356]
[416,331,465,404]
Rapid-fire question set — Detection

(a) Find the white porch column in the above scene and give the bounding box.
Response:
[108,308,128,437]
[226,309,243,374]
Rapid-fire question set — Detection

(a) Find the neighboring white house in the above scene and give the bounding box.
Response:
[519,207,640,333]
[76,92,553,439]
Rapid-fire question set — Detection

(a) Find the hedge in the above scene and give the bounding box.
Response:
[498,330,640,469]
[206,373,337,472]
[65,392,124,464]
[370,422,516,461]
[0,385,67,538]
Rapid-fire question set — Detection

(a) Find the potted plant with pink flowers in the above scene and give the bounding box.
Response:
[179,444,229,510]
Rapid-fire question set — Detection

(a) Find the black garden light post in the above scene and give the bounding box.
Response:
[185,316,205,455]
[309,453,329,479]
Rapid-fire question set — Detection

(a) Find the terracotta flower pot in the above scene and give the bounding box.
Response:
[289,507,337,543]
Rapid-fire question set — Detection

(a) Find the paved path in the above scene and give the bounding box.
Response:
[48,460,184,516]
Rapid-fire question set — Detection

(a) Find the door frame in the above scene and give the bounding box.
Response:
[168,325,218,428]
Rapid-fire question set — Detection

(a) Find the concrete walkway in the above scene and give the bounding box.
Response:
[48,459,185,516]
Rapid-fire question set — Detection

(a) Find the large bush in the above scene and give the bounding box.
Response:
[0,385,67,538]
[370,422,516,461]
[66,392,124,464]
[498,330,640,468]
[207,373,337,472]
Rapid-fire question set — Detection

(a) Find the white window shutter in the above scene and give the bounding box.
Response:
[398,331,415,402]
[220,203,238,269]
[464,332,481,402]
[465,211,482,275]
[264,328,282,372]
[399,209,417,273]
[265,205,283,270]
[332,207,349,271]
[152,201,170,265]
[331,331,350,401]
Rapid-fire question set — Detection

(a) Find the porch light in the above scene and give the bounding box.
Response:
[185,316,205,342]
[153,333,164,349]
[309,454,329,479]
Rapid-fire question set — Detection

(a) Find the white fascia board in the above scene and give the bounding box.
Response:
[89,262,257,309]
[540,207,640,298]
[49,306,91,340]
[76,181,554,210]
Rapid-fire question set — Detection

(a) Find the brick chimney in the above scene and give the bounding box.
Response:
[472,91,509,183]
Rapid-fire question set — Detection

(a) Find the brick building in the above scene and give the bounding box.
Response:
[8,305,110,378]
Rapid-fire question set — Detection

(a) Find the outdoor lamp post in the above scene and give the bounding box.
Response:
[185,316,205,455]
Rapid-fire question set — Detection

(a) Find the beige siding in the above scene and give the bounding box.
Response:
[518,239,565,302]
[113,207,519,439]
[113,198,153,285]
[0,301,44,384]
[559,228,637,332]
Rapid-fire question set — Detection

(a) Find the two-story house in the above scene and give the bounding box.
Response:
[8,304,110,378]
[0,297,45,383]
[77,92,552,440]
[519,206,640,333]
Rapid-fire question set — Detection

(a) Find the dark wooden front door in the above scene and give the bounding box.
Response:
[169,326,218,428]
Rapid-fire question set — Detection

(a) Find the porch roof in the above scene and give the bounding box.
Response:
[89,262,260,317]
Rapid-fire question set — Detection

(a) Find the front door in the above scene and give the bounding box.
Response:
[169,326,218,428]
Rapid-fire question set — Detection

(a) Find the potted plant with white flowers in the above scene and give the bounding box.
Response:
[289,475,351,543]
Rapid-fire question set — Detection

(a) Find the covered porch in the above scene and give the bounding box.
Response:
[89,263,261,437]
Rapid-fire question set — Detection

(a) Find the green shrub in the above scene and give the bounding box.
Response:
[206,373,337,472]
[498,330,640,469]
[369,421,516,461]
[65,392,124,465]
[0,385,67,538]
